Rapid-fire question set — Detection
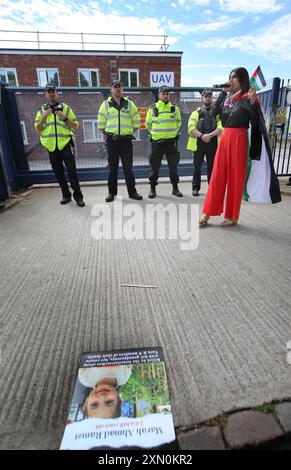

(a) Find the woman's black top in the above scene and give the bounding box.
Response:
[212,91,259,129]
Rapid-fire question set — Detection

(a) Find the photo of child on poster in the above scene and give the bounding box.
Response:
[60,347,176,450]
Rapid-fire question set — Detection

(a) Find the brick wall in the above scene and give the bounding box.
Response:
[0,52,181,87]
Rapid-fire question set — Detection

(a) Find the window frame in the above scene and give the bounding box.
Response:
[118,68,139,88]
[78,68,100,87]
[82,119,104,143]
[133,129,141,141]
[36,68,60,87]
[20,121,28,145]
[0,68,18,86]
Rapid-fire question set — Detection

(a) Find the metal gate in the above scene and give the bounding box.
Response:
[1,80,290,191]
[2,85,202,188]
[259,78,291,177]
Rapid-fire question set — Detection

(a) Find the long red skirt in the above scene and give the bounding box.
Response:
[202,128,247,221]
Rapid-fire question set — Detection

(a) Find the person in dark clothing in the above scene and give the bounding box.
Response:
[187,90,223,196]
[199,67,281,227]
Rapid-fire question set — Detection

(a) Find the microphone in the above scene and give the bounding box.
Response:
[213,83,231,88]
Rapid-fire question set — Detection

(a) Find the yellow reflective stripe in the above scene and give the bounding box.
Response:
[65,105,71,118]
[43,122,70,130]
[106,124,133,129]
[156,110,176,115]
[152,119,177,124]
[152,128,178,133]
[41,133,73,138]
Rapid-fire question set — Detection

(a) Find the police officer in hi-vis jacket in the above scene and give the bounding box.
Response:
[146,85,183,199]
[187,89,223,197]
[34,83,84,206]
[97,80,142,202]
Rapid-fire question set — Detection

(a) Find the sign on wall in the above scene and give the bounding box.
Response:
[137,107,148,128]
[150,72,174,87]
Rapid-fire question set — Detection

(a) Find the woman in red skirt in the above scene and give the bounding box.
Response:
[199,67,258,227]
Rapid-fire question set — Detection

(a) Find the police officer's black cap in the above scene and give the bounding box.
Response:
[111,79,122,87]
[202,89,213,96]
[158,86,170,93]
[44,83,57,92]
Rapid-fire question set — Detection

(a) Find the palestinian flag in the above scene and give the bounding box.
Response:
[250,65,266,91]
[243,105,281,204]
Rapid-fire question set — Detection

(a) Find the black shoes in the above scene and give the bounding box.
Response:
[106,194,115,202]
[148,186,156,199]
[60,197,71,205]
[192,189,199,197]
[172,184,183,197]
[60,197,85,206]
[106,193,143,201]
[76,199,85,207]
[129,192,143,200]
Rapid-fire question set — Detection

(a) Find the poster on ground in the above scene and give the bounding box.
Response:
[60,347,177,450]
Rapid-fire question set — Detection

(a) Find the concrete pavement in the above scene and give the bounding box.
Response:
[0,181,290,449]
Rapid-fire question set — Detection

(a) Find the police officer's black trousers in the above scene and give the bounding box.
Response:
[192,139,217,192]
[149,140,180,186]
[49,143,83,201]
[106,139,136,195]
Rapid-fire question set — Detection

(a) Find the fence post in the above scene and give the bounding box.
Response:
[267,77,281,150]
[36,30,40,49]
[0,84,18,193]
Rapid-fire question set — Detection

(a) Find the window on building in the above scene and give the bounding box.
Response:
[0,68,18,86]
[134,129,141,141]
[78,69,99,87]
[83,120,103,142]
[20,121,28,145]
[37,69,59,87]
[119,69,139,87]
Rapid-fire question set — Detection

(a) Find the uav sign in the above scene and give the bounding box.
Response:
[150,72,174,87]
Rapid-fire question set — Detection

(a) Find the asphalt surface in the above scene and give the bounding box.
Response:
[0,181,290,449]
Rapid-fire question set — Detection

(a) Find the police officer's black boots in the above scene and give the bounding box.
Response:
[172,183,183,197]
[148,185,156,199]
[106,194,115,202]
[60,196,72,205]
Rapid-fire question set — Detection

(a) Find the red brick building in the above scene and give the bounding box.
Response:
[0,48,183,168]
[0,49,182,87]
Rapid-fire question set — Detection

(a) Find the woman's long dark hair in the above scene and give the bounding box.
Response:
[229,67,250,97]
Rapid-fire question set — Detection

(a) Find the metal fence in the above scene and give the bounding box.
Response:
[259,78,291,176]
[0,30,169,52]
[3,86,211,186]
[0,80,290,192]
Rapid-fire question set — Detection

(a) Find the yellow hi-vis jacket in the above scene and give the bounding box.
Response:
[187,107,223,152]
[97,97,140,135]
[145,100,181,141]
[34,103,78,152]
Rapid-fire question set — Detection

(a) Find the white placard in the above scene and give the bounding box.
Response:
[150,72,174,87]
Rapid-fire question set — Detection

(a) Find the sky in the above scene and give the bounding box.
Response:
[1,0,291,87]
